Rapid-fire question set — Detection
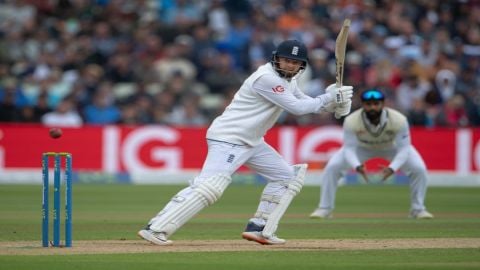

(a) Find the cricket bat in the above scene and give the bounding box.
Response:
[334,19,351,119]
[335,18,351,88]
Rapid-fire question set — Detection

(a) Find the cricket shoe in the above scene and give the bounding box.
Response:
[241,222,286,245]
[137,225,172,245]
[409,210,434,219]
[309,208,333,219]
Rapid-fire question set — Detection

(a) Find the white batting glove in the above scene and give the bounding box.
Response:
[326,84,354,104]
[323,101,336,113]
[334,99,352,118]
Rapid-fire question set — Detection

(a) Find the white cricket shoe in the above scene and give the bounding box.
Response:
[242,231,286,245]
[409,210,434,219]
[241,222,286,245]
[138,228,172,245]
[309,208,333,219]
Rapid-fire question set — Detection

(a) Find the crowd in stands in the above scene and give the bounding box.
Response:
[0,0,479,127]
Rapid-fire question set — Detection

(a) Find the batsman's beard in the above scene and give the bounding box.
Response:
[275,66,304,79]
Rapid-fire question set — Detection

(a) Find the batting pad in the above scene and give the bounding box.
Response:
[149,174,231,236]
[262,164,307,238]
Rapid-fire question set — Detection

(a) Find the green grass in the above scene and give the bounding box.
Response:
[2,249,480,270]
[1,184,480,269]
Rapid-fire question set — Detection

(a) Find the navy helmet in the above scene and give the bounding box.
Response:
[360,89,385,102]
[271,40,308,78]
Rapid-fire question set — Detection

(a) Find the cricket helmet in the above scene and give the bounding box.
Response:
[271,40,308,78]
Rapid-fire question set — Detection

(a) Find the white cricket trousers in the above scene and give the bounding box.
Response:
[197,140,294,182]
[151,139,295,227]
[318,145,429,212]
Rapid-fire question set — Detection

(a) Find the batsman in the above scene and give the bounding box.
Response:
[138,39,355,245]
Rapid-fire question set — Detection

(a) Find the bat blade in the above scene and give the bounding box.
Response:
[335,19,351,87]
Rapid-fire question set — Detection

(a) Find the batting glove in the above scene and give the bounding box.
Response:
[334,99,352,118]
[323,101,336,113]
[326,84,354,104]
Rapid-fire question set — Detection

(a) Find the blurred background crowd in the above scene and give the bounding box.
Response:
[0,0,479,127]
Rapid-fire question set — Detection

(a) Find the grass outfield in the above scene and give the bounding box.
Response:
[0,184,479,269]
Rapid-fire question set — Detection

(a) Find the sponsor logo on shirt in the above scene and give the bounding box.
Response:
[272,85,285,93]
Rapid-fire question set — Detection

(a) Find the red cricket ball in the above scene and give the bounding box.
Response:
[49,128,63,139]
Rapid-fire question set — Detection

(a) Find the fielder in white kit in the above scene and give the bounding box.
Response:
[138,40,354,245]
[310,89,434,219]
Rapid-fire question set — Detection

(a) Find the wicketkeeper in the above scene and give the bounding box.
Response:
[138,40,355,245]
[310,89,434,219]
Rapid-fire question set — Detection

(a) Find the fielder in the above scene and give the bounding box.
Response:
[310,89,434,219]
[138,40,354,245]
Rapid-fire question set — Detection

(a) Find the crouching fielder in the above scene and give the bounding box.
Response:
[310,89,433,220]
[138,40,354,245]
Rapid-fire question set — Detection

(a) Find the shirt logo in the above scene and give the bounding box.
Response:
[272,85,285,93]
[227,154,235,163]
[291,46,299,55]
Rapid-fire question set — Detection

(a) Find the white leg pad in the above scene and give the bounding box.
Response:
[254,194,282,220]
[149,174,231,236]
[262,164,307,238]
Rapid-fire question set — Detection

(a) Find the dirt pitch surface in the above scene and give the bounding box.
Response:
[1,238,480,255]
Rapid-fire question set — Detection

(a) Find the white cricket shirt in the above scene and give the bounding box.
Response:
[207,63,333,146]
[342,107,411,170]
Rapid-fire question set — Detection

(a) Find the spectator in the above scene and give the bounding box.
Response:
[92,21,117,58]
[159,0,204,29]
[218,15,253,70]
[131,94,154,124]
[18,91,51,123]
[0,1,479,128]
[407,98,429,126]
[434,69,456,102]
[303,48,329,97]
[41,98,82,127]
[0,77,28,121]
[425,104,447,128]
[203,52,244,94]
[0,86,19,122]
[154,44,197,83]
[83,82,120,124]
[118,103,141,125]
[396,73,431,113]
[106,53,136,83]
[166,94,208,126]
[443,95,469,127]
[207,0,231,40]
[247,28,276,71]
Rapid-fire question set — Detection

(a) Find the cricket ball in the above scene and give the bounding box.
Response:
[49,128,63,139]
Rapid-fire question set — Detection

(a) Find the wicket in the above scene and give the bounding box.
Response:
[42,152,72,247]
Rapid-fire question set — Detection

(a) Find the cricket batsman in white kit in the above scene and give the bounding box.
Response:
[310,89,434,219]
[138,40,354,245]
